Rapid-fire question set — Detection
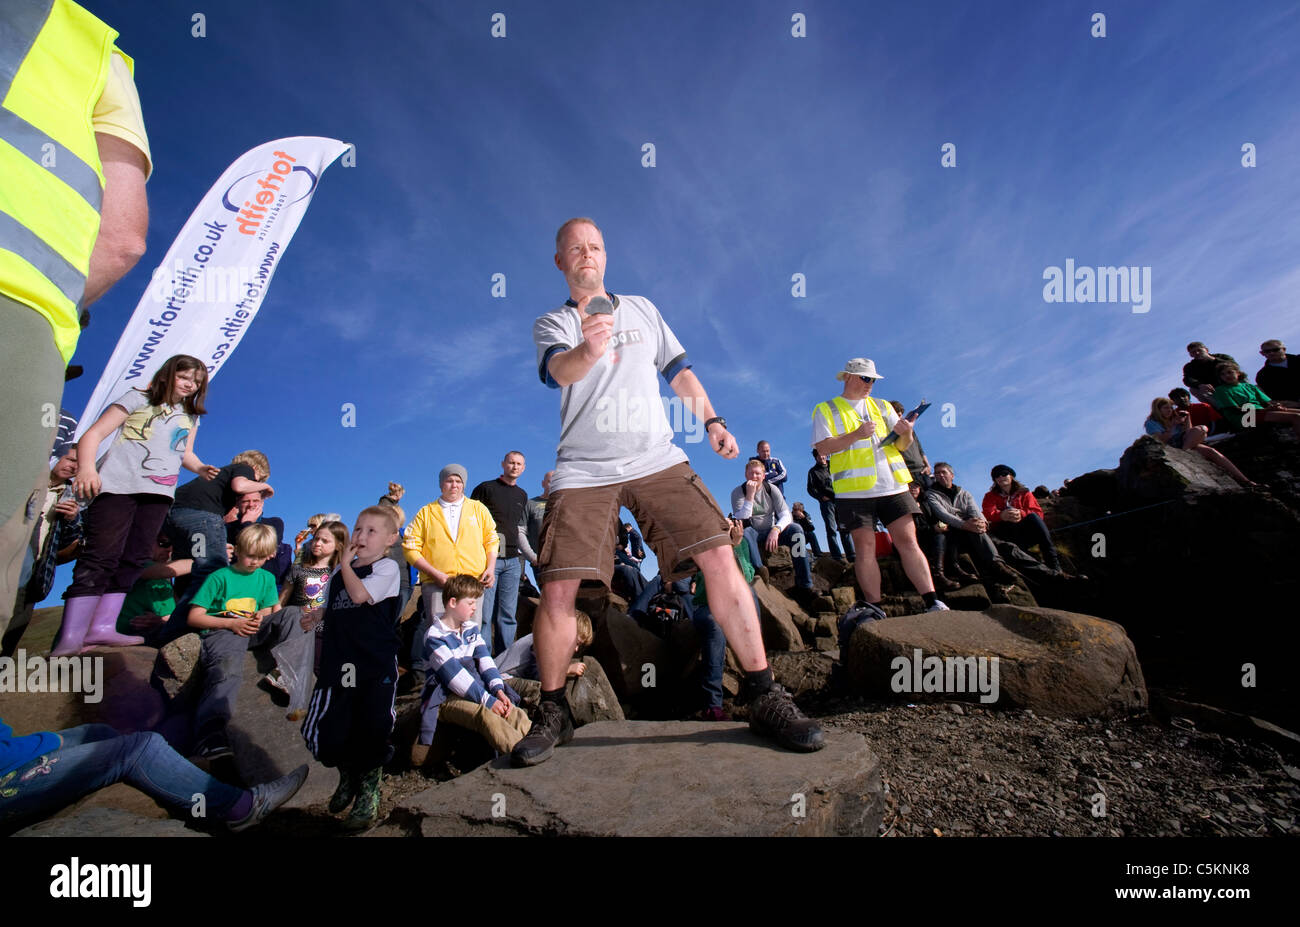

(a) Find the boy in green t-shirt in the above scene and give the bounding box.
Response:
[188,524,311,760]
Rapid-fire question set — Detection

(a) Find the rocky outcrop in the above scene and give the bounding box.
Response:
[384,720,882,837]
[844,605,1148,717]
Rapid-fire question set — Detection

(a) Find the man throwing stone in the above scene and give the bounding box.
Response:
[513,217,824,766]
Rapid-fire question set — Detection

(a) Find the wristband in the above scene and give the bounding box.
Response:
[704,416,726,431]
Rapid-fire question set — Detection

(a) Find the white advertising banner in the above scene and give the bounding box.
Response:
[76,136,349,438]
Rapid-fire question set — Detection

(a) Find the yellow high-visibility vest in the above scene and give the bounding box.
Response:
[1,0,123,363]
[813,395,913,495]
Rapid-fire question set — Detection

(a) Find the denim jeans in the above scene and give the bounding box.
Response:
[0,723,244,831]
[990,514,1060,571]
[481,556,521,654]
[691,586,758,709]
[163,507,230,625]
[747,525,812,588]
[818,498,855,560]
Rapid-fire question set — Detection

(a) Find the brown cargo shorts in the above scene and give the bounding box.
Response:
[537,462,731,588]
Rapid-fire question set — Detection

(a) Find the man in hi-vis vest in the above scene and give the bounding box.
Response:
[812,359,948,623]
[1,0,152,636]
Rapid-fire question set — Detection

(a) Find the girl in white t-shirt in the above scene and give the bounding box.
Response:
[54,356,216,655]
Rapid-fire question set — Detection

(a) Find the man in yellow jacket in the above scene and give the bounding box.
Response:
[812,358,946,623]
[1,0,153,638]
[403,464,497,672]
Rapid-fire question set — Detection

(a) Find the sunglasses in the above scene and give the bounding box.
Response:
[1261,347,1284,354]
[858,375,877,385]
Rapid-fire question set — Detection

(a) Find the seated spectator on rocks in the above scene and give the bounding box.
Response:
[1169,387,1225,435]
[496,611,593,683]
[909,483,972,591]
[612,520,648,601]
[1210,361,1300,436]
[890,400,934,488]
[295,513,341,560]
[924,464,1023,585]
[689,517,760,721]
[1144,397,1255,485]
[754,441,788,498]
[731,459,813,601]
[120,535,192,641]
[226,489,291,588]
[981,465,1073,575]
[186,524,309,761]
[790,502,823,557]
[1182,342,1237,392]
[3,443,82,657]
[807,449,853,561]
[1257,340,1300,403]
[1,716,306,835]
[413,574,528,766]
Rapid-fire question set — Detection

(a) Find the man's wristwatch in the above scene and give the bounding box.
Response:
[704,416,727,431]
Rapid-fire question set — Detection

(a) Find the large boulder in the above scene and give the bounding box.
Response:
[1117,435,1241,499]
[385,720,882,836]
[1,642,164,736]
[153,632,202,704]
[752,579,806,652]
[507,657,624,724]
[844,605,1147,717]
[768,650,835,700]
[589,606,669,703]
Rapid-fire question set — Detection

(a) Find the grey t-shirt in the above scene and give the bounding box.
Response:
[533,294,691,490]
[96,389,196,497]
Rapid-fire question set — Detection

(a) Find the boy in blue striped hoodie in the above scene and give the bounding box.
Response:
[412,574,529,767]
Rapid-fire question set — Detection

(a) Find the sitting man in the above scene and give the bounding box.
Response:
[1182,342,1238,392]
[1256,339,1300,404]
[980,464,1070,577]
[923,464,1021,585]
[1169,387,1225,435]
[730,458,813,602]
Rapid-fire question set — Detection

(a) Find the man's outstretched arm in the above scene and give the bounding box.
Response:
[669,368,737,459]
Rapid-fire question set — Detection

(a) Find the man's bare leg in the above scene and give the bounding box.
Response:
[511,576,582,766]
[694,544,825,752]
[695,545,766,671]
[849,526,882,602]
[534,578,580,690]
[886,515,935,595]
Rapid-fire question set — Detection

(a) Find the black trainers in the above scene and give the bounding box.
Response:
[228,764,309,832]
[748,683,825,752]
[192,730,233,761]
[510,699,574,767]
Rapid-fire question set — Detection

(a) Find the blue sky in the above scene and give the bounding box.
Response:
[53,0,1300,595]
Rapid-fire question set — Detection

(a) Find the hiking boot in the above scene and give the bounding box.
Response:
[748,684,825,752]
[510,699,574,768]
[342,767,382,832]
[991,561,1021,584]
[932,570,961,592]
[925,600,950,613]
[328,769,358,814]
[228,764,309,832]
[953,566,981,584]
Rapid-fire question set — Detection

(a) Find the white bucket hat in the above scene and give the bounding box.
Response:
[836,358,884,381]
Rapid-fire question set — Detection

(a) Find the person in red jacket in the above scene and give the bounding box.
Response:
[981,465,1067,576]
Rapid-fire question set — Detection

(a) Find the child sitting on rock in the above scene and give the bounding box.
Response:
[298,506,403,831]
[411,574,530,767]
[187,524,305,762]
[495,611,592,682]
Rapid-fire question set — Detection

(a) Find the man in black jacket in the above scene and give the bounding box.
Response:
[1256,340,1300,403]
[806,449,854,562]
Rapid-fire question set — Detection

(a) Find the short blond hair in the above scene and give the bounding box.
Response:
[232,450,270,480]
[555,216,601,252]
[575,610,593,648]
[235,523,278,559]
[357,505,401,536]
